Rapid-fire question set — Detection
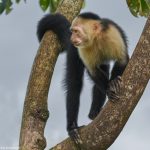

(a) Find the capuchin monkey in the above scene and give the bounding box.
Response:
[37,12,129,149]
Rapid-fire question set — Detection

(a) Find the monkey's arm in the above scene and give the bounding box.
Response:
[108,55,129,101]
[92,66,121,101]
[65,45,84,131]
[90,64,110,94]
[65,45,85,149]
[110,55,129,80]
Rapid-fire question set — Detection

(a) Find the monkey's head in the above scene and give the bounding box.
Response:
[70,12,102,48]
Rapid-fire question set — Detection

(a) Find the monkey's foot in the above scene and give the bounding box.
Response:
[88,108,102,120]
[107,76,123,102]
[69,126,85,150]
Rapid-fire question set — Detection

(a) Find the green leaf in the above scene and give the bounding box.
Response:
[127,0,150,17]
[0,0,5,14]
[140,0,150,16]
[39,0,50,11]
[0,0,27,15]
[5,0,13,14]
[0,0,13,15]
[82,0,85,9]
[49,0,60,13]
[15,0,21,3]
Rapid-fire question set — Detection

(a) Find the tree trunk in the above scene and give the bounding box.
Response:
[50,16,150,150]
[19,0,84,150]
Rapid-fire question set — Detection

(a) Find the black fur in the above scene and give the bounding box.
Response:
[88,64,110,119]
[78,12,101,20]
[37,12,129,133]
[110,55,129,81]
[65,45,84,131]
[37,13,71,51]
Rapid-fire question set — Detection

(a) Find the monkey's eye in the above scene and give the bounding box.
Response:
[74,29,78,33]
[71,29,78,34]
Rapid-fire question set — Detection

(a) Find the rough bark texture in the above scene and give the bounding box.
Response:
[50,16,150,149]
[56,0,83,22]
[19,32,60,150]
[19,0,84,150]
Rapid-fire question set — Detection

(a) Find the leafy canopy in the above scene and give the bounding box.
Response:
[127,0,150,17]
[0,0,61,15]
[0,0,150,17]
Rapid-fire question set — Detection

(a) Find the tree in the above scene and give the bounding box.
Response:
[19,1,84,150]
[1,0,149,149]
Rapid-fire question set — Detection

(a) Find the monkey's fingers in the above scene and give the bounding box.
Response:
[110,76,122,92]
[107,91,119,102]
[114,76,123,92]
[107,76,123,102]
[69,129,82,150]
[108,80,117,93]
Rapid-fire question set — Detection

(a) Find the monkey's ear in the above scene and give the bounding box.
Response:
[93,22,101,32]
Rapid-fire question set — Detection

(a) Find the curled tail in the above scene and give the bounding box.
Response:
[37,13,71,51]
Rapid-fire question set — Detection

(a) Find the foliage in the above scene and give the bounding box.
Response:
[39,0,85,13]
[126,0,150,17]
[39,0,61,13]
[0,0,26,15]
[0,0,150,17]
[0,0,84,15]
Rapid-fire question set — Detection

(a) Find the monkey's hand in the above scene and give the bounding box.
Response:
[68,126,85,150]
[107,76,123,102]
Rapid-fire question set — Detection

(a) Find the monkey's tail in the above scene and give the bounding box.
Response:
[37,13,71,51]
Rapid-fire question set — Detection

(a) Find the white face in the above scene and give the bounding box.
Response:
[70,17,101,48]
[70,18,92,48]
[70,18,89,48]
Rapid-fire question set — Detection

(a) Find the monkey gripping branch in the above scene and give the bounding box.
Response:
[19,0,150,149]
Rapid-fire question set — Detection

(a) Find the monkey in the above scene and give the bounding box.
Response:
[37,12,129,149]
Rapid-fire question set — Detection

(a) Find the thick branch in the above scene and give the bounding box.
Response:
[19,32,60,150]
[50,16,150,150]
[56,0,83,22]
[19,0,84,150]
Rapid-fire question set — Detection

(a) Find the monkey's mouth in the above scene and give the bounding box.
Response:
[73,41,81,47]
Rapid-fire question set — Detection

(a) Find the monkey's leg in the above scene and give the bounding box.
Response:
[65,46,85,150]
[88,84,106,120]
[107,76,123,102]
